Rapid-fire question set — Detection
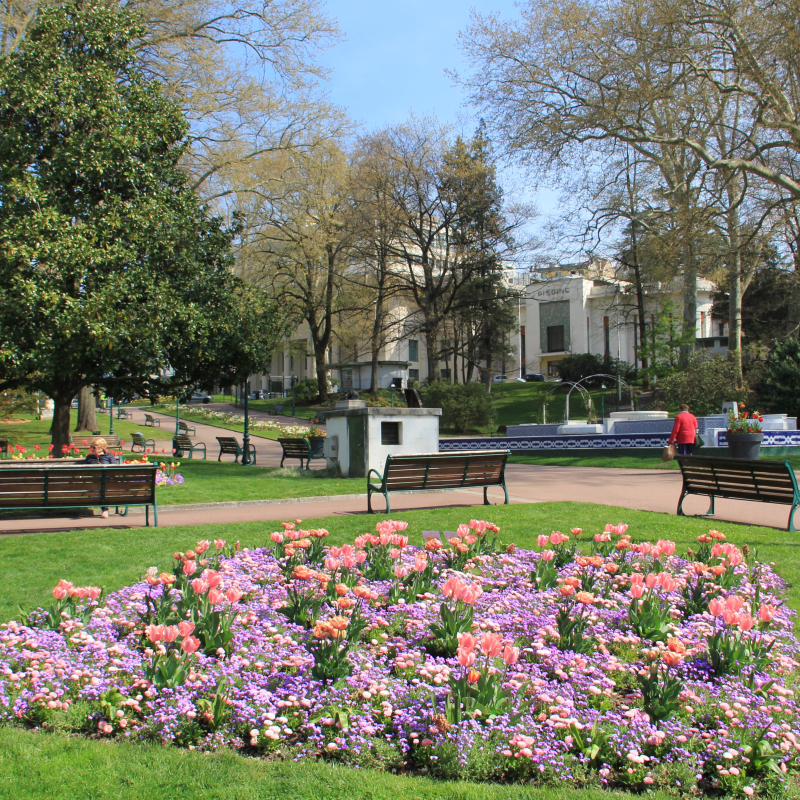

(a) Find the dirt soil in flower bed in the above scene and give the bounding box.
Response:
[1,520,799,797]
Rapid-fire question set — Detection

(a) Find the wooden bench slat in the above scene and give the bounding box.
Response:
[677,456,800,531]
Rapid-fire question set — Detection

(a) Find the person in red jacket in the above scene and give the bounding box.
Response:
[669,403,700,455]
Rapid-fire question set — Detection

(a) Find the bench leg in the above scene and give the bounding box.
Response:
[153,502,158,528]
[484,486,490,506]
[367,486,373,514]
[145,505,149,526]
[677,490,688,516]
[704,496,716,516]
[280,454,285,468]
[789,503,799,533]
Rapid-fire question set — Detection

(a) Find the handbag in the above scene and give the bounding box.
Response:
[695,432,703,448]
[662,443,676,462]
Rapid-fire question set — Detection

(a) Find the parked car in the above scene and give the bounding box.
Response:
[492,374,507,383]
[181,392,212,404]
[523,373,546,382]
[251,390,263,400]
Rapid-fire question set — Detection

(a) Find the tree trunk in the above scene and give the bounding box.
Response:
[314,349,328,400]
[681,254,697,367]
[425,331,438,385]
[75,385,97,431]
[51,396,72,455]
[628,218,650,388]
[728,249,744,389]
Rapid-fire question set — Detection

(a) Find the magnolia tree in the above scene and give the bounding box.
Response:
[0,1,286,451]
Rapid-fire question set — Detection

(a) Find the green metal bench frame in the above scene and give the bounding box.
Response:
[278,437,325,470]
[367,450,510,514]
[178,420,196,437]
[143,414,161,427]
[216,436,256,464]
[677,455,800,532]
[0,462,158,526]
[131,432,156,453]
[173,434,206,460]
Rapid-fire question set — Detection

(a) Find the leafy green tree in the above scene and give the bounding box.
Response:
[661,354,747,417]
[421,382,496,433]
[0,1,261,451]
[756,337,800,419]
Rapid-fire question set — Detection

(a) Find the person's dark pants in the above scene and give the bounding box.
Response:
[677,443,694,456]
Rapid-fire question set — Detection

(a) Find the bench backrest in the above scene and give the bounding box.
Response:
[178,421,191,433]
[382,450,509,491]
[216,437,240,454]
[278,437,310,455]
[174,435,193,448]
[144,414,156,421]
[677,456,799,503]
[0,463,157,507]
[72,434,121,450]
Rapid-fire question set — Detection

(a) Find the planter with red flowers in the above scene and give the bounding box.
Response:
[726,410,764,460]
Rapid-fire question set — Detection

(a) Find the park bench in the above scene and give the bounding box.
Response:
[117,407,133,420]
[0,461,158,526]
[71,434,121,451]
[216,436,256,464]
[172,434,206,460]
[0,438,8,459]
[677,455,800,532]
[274,405,284,414]
[278,437,325,470]
[144,414,161,427]
[131,432,156,453]
[367,450,510,514]
[178,420,196,437]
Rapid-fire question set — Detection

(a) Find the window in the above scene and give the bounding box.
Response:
[408,340,418,362]
[440,368,451,381]
[381,421,401,445]
[546,325,565,352]
[342,369,353,389]
[547,361,560,377]
[603,316,610,356]
[408,368,419,382]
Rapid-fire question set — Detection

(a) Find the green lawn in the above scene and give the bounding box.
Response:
[146,460,363,506]
[1,501,799,800]
[147,407,312,441]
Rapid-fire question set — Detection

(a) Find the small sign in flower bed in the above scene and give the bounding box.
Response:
[1,523,799,796]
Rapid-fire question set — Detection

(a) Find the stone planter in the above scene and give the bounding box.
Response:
[726,431,763,460]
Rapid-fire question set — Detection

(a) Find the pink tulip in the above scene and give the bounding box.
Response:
[629,583,645,599]
[52,586,68,600]
[324,557,340,571]
[355,550,367,563]
[146,624,163,642]
[329,546,342,558]
[559,585,575,597]
[178,620,195,637]
[738,613,755,632]
[723,609,739,626]
[208,588,224,605]
[389,548,401,560]
[183,561,197,576]
[726,596,744,612]
[460,584,482,605]
[458,632,477,652]
[537,534,550,547]
[480,632,503,658]
[541,550,555,562]
[181,635,201,654]
[759,604,777,623]
[379,532,392,546]
[225,587,243,604]
[214,539,226,549]
[457,647,476,668]
[645,574,658,589]
[630,573,644,585]
[708,598,725,616]
[191,579,208,595]
[161,625,180,643]
[270,532,284,544]
[203,570,223,589]
[442,577,461,598]
[570,528,582,536]
[195,540,210,554]
[657,540,676,556]
[342,555,357,569]
[660,576,679,593]
[394,565,408,579]
[413,556,428,573]
[502,645,520,665]
[391,534,409,548]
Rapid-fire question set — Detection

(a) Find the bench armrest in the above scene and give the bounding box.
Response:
[367,468,384,486]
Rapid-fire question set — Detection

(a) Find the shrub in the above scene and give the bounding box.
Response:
[660,354,747,417]
[291,378,318,404]
[421,381,495,433]
[556,353,633,386]
[756,335,800,418]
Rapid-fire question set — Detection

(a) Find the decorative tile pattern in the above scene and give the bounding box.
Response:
[439,434,671,451]
[611,420,674,434]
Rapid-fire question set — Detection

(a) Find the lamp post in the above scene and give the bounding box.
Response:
[291,376,296,417]
[174,394,180,437]
[241,379,252,466]
[108,396,114,435]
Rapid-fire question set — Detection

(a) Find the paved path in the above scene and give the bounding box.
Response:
[1,445,795,533]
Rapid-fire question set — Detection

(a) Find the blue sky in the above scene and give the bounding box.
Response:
[319,0,521,134]
[318,1,558,254]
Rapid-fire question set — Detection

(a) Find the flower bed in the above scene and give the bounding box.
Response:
[1,523,799,796]
[152,404,312,438]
